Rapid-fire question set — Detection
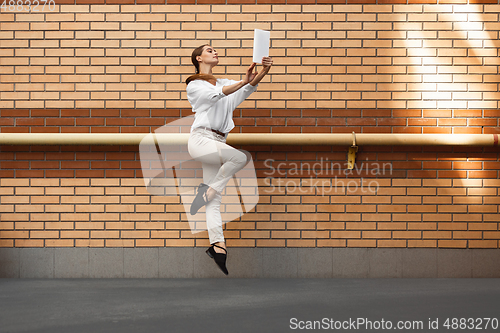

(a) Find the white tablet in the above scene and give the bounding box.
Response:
[252,29,270,64]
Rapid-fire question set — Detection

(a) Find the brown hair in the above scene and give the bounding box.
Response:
[185,44,217,85]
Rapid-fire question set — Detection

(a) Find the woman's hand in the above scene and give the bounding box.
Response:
[243,62,257,84]
[248,57,273,86]
[224,62,260,95]
[261,56,273,70]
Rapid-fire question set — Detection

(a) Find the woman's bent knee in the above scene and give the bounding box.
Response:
[240,150,252,166]
[230,149,248,167]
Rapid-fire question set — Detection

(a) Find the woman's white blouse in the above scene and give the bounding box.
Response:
[187,78,258,134]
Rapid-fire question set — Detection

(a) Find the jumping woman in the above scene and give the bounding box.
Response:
[185,44,273,275]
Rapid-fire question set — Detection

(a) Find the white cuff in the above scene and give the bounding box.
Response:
[248,82,258,90]
[218,85,227,97]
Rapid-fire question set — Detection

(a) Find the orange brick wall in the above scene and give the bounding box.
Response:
[1,4,500,109]
[1,3,499,250]
[1,140,499,249]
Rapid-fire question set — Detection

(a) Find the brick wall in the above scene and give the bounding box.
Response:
[1,2,499,250]
[1,4,500,109]
[1,144,500,249]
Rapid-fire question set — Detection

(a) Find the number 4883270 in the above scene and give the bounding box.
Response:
[443,318,499,330]
[1,0,56,12]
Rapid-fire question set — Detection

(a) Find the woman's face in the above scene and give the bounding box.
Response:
[197,45,219,67]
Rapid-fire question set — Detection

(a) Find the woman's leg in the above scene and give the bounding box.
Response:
[188,131,249,195]
[188,130,250,251]
[201,161,225,248]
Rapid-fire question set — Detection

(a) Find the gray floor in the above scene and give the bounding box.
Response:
[1,279,499,333]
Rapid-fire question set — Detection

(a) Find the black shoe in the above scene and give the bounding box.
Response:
[190,183,210,215]
[206,244,228,275]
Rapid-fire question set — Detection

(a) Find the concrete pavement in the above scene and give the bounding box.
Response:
[1,278,499,333]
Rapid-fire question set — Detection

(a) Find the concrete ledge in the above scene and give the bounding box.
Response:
[0,247,499,278]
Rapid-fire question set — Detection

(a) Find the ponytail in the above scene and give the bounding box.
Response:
[186,73,217,85]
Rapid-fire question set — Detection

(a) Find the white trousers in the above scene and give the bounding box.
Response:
[187,127,250,245]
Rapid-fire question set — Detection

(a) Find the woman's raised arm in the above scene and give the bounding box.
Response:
[249,57,273,87]
[221,62,258,96]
